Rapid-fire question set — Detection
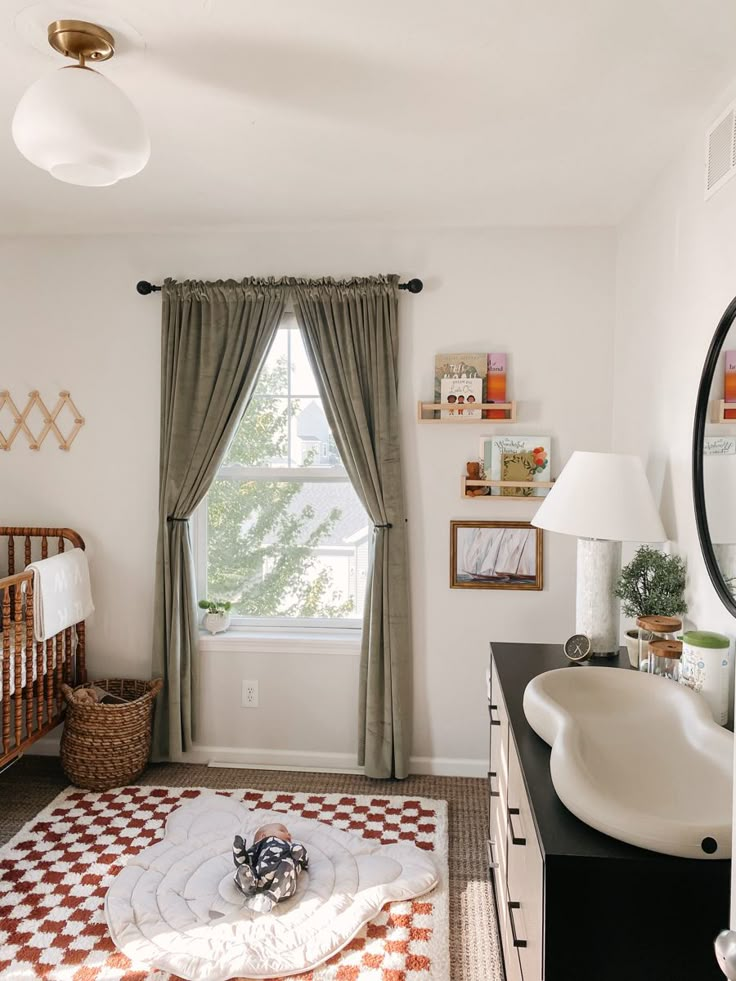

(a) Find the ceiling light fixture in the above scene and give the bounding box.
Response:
[12,19,150,187]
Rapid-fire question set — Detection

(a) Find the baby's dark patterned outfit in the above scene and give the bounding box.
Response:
[233,834,309,912]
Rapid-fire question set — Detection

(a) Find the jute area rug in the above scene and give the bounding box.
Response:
[0,784,450,981]
[0,760,502,981]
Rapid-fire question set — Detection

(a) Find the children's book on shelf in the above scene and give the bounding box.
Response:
[479,435,551,495]
[486,353,507,419]
[434,353,487,405]
[440,376,483,418]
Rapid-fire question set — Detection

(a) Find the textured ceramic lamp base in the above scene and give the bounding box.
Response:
[576,538,621,656]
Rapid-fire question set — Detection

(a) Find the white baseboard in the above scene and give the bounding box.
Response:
[180,745,362,773]
[207,760,366,775]
[408,756,487,778]
[27,738,487,780]
[190,747,487,779]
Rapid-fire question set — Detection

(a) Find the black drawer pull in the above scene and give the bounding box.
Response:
[490,703,501,726]
[508,901,527,948]
[508,807,526,846]
[486,838,499,870]
[488,770,500,798]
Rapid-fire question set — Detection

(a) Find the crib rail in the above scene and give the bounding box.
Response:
[0,527,87,768]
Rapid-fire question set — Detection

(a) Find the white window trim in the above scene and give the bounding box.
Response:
[199,627,362,657]
[218,464,351,483]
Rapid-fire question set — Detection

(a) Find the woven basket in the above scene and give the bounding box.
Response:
[60,678,163,791]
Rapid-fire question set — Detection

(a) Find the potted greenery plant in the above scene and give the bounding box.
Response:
[198,599,232,635]
[614,546,687,667]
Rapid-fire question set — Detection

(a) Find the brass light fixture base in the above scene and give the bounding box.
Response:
[47,20,115,63]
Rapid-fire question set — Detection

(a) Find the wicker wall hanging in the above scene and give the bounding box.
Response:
[0,390,85,451]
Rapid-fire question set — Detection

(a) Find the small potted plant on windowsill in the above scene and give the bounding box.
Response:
[614,546,687,668]
[198,599,232,635]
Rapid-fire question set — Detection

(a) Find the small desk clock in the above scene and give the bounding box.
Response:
[564,633,592,663]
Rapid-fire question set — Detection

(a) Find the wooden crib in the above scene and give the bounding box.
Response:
[0,527,87,769]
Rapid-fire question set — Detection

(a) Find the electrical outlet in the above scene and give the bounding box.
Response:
[241,680,259,708]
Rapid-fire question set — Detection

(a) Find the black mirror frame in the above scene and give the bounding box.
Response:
[692,293,736,619]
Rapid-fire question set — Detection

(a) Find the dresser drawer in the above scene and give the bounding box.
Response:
[490,771,508,876]
[491,833,523,981]
[490,659,509,794]
[507,733,544,981]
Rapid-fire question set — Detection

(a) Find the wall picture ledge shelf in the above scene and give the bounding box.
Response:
[417,400,517,423]
[462,476,554,499]
[710,400,736,424]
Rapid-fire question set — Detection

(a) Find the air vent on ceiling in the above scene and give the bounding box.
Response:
[705,102,736,200]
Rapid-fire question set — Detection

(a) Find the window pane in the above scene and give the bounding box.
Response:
[259,330,289,396]
[290,328,320,397]
[225,398,289,467]
[207,479,369,619]
[291,398,342,467]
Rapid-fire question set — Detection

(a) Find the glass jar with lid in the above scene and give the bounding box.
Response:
[647,639,683,680]
[636,616,682,672]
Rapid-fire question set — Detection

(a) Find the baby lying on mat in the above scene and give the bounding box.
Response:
[233,821,309,912]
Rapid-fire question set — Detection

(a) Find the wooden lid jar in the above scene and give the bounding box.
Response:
[647,639,683,680]
[647,639,683,659]
[636,616,683,636]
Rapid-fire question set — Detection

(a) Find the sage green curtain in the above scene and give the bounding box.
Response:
[151,278,285,760]
[290,275,412,779]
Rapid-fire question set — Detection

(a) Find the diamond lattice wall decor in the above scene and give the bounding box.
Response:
[0,391,85,451]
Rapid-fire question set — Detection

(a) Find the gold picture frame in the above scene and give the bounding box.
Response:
[450,520,543,590]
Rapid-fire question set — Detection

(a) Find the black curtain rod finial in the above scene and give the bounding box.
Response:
[398,278,423,294]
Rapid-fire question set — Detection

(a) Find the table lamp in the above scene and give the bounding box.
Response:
[532,451,667,656]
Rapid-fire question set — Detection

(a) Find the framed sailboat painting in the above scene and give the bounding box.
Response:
[450,520,543,590]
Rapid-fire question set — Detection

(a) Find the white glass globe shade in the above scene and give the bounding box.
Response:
[12,66,150,186]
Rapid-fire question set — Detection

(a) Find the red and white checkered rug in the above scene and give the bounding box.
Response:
[0,786,449,981]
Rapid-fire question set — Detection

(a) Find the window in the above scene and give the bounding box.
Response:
[199,316,369,629]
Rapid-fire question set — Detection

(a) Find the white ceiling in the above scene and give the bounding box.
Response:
[2,0,736,234]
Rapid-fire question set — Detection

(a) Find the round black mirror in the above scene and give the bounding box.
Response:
[693,295,736,618]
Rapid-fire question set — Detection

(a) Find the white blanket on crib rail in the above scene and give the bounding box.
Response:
[26,548,94,643]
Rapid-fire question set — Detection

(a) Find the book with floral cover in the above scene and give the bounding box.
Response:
[479,435,551,495]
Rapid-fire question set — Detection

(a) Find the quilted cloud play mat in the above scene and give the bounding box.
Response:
[0,785,449,980]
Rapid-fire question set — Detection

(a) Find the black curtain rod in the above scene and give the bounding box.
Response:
[136,278,423,295]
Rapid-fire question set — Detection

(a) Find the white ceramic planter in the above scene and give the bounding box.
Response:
[203,611,231,635]
[624,628,653,669]
[624,629,640,669]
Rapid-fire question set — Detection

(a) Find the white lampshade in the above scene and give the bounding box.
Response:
[12,66,149,187]
[532,451,666,543]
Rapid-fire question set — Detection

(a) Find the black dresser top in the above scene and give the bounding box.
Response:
[490,641,731,866]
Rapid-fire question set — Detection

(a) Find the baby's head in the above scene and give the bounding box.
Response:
[254,822,292,844]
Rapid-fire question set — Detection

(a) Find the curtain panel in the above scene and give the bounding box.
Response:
[151,278,285,760]
[290,276,413,779]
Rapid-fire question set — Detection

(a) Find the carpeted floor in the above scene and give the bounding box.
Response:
[0,757,503,981]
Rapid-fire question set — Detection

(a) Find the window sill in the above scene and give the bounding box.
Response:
[199,627,362,657]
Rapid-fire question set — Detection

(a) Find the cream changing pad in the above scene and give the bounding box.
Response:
[105,792,440,980]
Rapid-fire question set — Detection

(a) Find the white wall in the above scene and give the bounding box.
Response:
[612,84,736,919]
[0,225,615,774]
[613,92,736,641]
